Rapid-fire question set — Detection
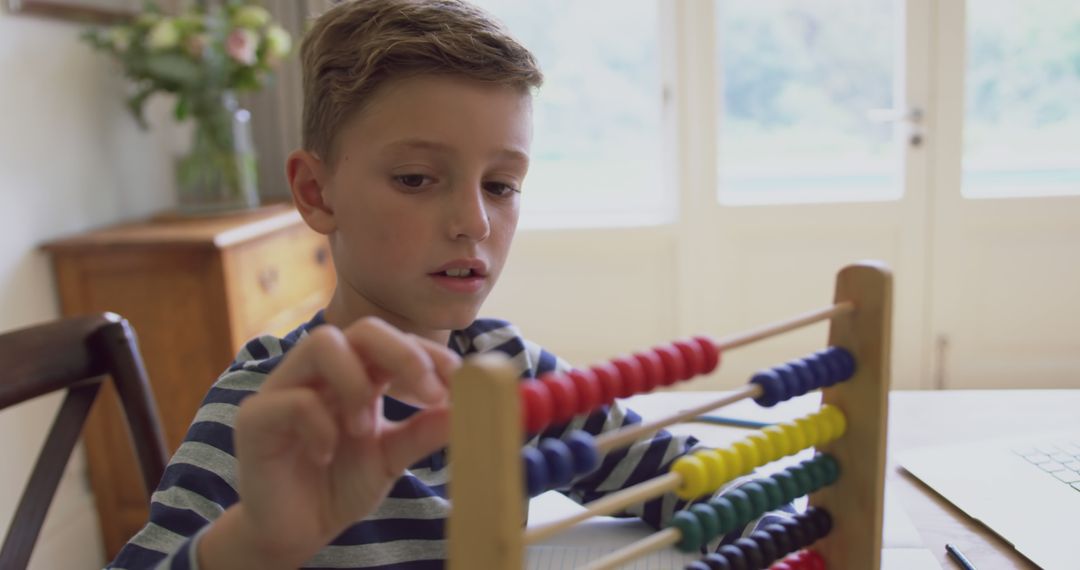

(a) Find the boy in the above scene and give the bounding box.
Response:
[109,2,779,568]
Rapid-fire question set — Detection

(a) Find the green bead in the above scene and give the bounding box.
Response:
[790,464,814,495]
[772,471,800,502]
[802,459,825,491]
[725,488,754,527]
[690,503,721,542]
[759,477,785,510]
[671,510,704,552]
[740,482,769,518]
[708,496,738,534]
[818,453,840,485]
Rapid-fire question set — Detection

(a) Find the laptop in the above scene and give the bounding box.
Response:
[900,433,1078,570]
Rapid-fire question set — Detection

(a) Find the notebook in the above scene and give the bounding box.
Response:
[901,432,1079,570]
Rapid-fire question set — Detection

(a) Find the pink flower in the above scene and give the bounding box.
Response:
[226,28,258,66]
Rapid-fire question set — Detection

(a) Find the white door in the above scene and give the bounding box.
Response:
[676,0,935,390]
[928,0,1080,389]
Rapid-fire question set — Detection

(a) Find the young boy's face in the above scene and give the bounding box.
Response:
[311,75,532,340]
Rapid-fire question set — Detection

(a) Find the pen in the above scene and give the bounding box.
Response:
[945,543,977,570]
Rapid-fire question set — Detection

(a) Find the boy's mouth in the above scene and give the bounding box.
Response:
[438,268,476,278]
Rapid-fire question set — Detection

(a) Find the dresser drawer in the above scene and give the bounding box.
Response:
[226,225,335,343]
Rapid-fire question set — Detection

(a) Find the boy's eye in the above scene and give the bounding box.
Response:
[484,182,519,197]
[395,174,432,188]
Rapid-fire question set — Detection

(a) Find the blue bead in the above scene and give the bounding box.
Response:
[772,364,799,402]
[565,430,600,476]
[830,346,857,381]
[814,349,842,386]
[700,554,732,570]
[522,446,548,496]
[685,562,712,570]
[539,438,575,489]
[750,369,784,407]
[802,355,830,390]
[785,359,813,396]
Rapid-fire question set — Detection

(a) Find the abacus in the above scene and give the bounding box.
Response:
[447,262,892,569]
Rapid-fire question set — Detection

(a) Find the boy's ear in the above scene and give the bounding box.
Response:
[286,149,336,235]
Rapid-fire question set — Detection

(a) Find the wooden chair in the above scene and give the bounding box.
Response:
[0,312,168,569]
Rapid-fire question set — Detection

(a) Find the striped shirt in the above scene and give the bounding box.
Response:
[107,311,783,570]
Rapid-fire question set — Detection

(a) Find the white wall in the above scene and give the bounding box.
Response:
[0,9,177,568]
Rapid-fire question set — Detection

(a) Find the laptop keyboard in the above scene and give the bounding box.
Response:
[1013,439,1080,491]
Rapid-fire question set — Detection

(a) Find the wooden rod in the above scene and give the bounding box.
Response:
[581,528,682,570]
[714,301,855,351]
[523,472,681,545]
[595,384,762,454]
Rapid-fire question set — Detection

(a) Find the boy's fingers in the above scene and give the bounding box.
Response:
[236,388,339,465]
[379,405,451,476]
[341,317,455,406]
[262,326,376,435]
[409,335,462,389]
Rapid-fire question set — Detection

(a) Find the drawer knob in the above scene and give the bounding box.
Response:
[258,267,279,293]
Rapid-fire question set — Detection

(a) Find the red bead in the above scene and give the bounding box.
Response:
[590,362,621,405]
[567,369,602,415]
[653,345,686,385]
[693,335,721,374]
[802,550,825,570]
[541,373,578,424]
[770,563,794,570]
[520,381,553,434]
[632,350,664,392]
[673,339,706,378]
[611,356,645,398]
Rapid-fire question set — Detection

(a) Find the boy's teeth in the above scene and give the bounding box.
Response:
[445,268,472,277]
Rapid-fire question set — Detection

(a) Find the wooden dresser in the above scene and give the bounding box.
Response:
[42,203,336,558]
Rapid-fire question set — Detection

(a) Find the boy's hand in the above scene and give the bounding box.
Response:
[200,317,460,570]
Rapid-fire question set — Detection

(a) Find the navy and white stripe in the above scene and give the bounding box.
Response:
[107,312,773,569]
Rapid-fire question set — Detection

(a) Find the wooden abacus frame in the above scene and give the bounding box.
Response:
[447,262,892,569]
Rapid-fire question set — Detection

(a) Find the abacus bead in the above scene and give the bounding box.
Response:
[654,344,687,385]
[611,356,646,398]
[771,563,794,570]
[565,430,600,475]
[724,488,754,527]
[747,432,776,464]
[749,530,780,565]
[817,453,840,485]
[794,416,820,448]
[772,470,800,503]
[693,335,721,374]
[734,537,765,570]
[522,446,548,496]
[708,496,738,534]
[820,404,847,440]
[801,550,826,570]
[758,477,785,510]
[686,562,712,570]
[717,545,749,570]
[750,369,785,408]
[807,507,833,537]
[800,459,824,492]
[717,446,744,479]
[763,425,793,459]
[821,346,852,381]
[696,448,728,492]
[566,369,601,416]
[780,422,807,454]
[811,411,834,444]
[700,554,732,570]
[541,373,578,424]
[777,518,808,550]
[690,503,721,543]
[762,523,793,557]
[795,512,822,542]
[815,348,842,384]
[739,482,769,518]
[633,350,665,392]
[590,362,622,405]
[787,359,815,396]
[672,510,705,552]
[520,381,553,434]
[539,439,575,488]
[673,455,710,499]
[673,338,706,378]
[803,354,831,390]
[790,465,815,496]
[831,346,857,380]
[732,440,760,474]
[773,364,799,402]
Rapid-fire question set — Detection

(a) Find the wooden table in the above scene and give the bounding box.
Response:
[627,389,1080,570]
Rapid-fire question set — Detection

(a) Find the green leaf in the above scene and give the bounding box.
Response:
[174,96,189,121]
[143,53,203,87]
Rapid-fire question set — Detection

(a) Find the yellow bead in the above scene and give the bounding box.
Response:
[672,455,709,499]
[821,404,847,441]
[717,446,743,479]
[780,421,807,453]
[695,449,728,492]
[731,440,760,474]
[747,432,775,465]
[795,416,820,448]
[813,410,834,444]
[763,425,792,459]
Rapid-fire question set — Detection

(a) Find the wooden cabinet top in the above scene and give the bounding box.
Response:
[42,202,306,252]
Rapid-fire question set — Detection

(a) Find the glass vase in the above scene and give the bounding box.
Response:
[175,91,260,215]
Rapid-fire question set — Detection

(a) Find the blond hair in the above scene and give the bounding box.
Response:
[300,0,543,164]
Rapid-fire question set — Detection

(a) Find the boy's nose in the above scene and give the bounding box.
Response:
[447,184,491,242]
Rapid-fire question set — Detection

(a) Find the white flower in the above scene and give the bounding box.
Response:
[233,6,271,29]
[226,28,259,66]
[146,19,180,51]
[264,25,292,62]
